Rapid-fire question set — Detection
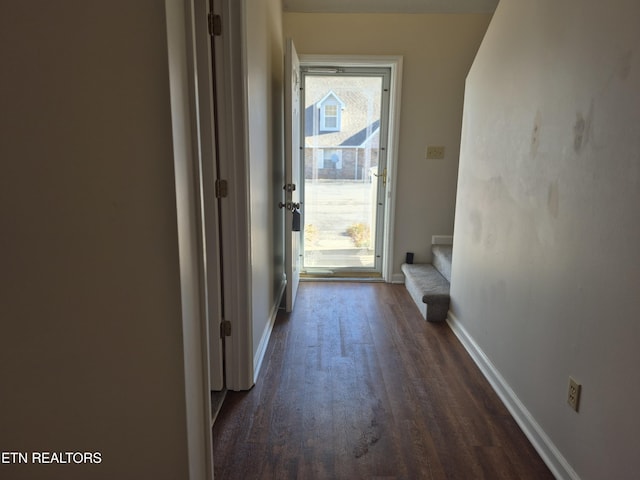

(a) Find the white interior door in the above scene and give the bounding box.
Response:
[284,38,301,312]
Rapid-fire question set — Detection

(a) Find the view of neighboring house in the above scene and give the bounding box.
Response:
[304,76,382,181]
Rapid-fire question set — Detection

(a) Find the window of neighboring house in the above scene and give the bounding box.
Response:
[317,91,344,132]
[321,103,339,131]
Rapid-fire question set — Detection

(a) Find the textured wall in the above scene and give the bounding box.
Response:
[451,0,640,478]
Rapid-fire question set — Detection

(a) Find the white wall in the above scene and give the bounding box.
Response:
[451,0,640,478]
[283,13,492,275]
[244,0,286,375]
[0,1,197,478]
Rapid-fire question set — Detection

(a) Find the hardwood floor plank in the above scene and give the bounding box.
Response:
[213,282,554,479]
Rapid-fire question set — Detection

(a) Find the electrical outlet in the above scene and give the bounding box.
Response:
[426,146,445,159]
[567,377,581,412]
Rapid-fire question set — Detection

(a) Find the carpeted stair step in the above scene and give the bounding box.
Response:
[401,263,450,322]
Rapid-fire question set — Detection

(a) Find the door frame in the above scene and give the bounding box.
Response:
[298,55,403,282]
[299,65,390,278]
[167,0,256,478]
[165,0,216,478]
[211,0,254,390]
[189,0,253,393]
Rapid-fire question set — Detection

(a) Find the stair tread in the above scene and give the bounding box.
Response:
[401,263,450,299]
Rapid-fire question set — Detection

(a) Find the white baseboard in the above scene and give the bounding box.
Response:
[446,311,579,480]
[253,280,286,383]
[390,272,405,284]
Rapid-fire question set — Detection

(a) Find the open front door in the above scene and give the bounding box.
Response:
[284,38,302,312]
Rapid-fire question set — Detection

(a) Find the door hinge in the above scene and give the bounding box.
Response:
[215,179,228,198]
[220,320,231,337]
[208,13,222,36]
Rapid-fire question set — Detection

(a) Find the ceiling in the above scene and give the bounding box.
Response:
[283,0,499,14]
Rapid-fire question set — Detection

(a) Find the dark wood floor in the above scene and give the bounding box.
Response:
[213,282,554,479]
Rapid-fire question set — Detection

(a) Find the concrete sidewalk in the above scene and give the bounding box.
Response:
[302,180,380,268]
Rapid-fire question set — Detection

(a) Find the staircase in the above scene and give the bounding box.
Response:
[401,240,452,322]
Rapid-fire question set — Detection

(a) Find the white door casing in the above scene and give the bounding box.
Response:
[298,55,403,282]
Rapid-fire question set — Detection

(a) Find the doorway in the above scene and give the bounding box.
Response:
[299,63,395,278]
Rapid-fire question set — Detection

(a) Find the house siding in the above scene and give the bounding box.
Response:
[304,147,379,181]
